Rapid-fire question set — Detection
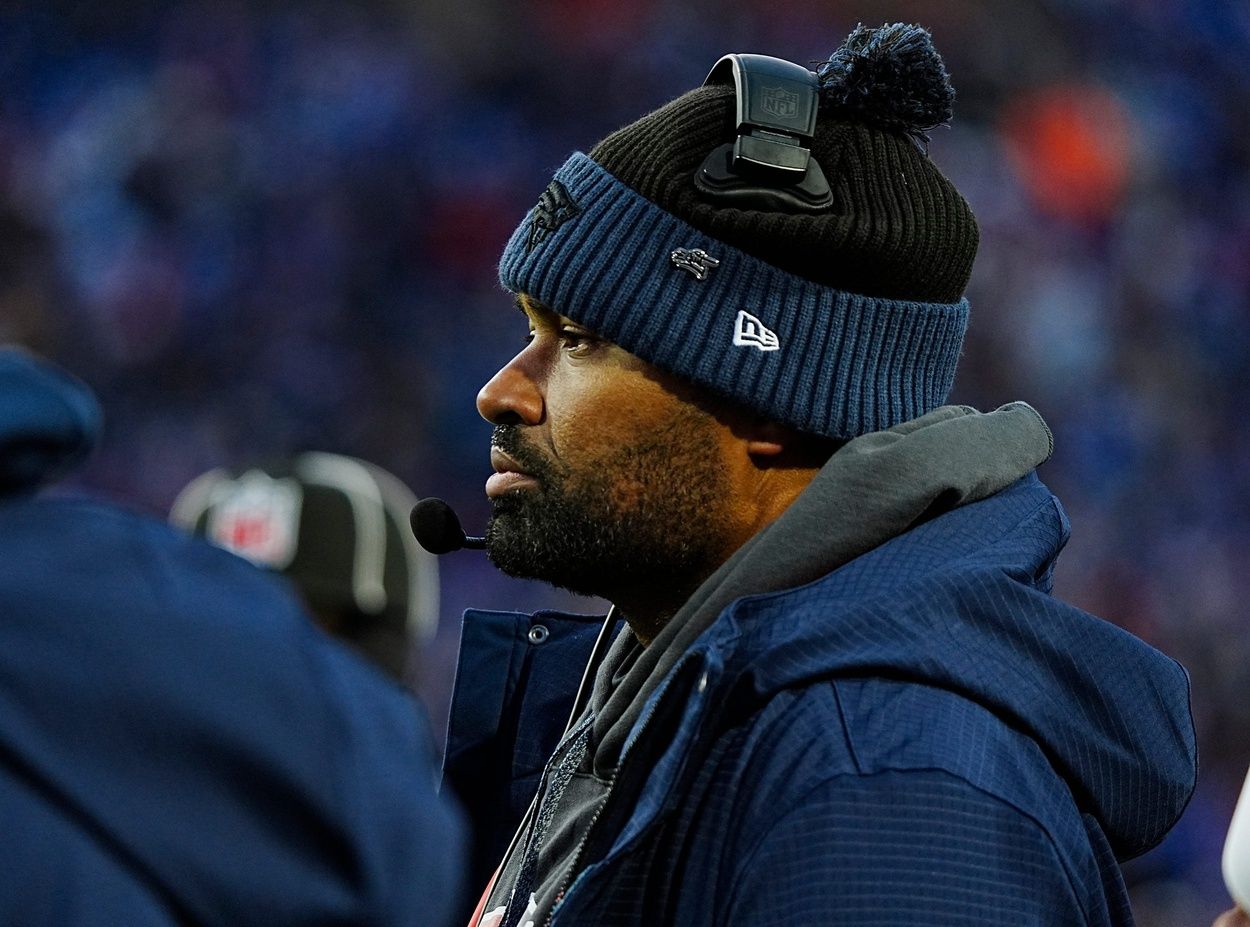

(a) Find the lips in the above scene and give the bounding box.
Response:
[486,447,539,498]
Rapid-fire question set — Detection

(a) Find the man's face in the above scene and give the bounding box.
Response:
[476,294,738,624]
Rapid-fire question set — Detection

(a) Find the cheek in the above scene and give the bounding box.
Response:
[545,369,663,464]
[551,380,725,509]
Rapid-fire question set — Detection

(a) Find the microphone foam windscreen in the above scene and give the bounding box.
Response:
[409,498,466,555]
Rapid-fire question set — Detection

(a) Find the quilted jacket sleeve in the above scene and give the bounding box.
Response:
[724,768,1090,926]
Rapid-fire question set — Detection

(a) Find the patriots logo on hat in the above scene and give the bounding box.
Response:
[670,247,721,280]
[526,180,580,253]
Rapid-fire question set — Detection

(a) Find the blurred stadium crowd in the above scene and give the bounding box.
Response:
[1,0,1247,923]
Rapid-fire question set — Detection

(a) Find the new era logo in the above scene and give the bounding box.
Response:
[526,180,579,253]
[733,310,780,352]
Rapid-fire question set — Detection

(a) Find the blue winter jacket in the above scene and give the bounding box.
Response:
[446,474,1196,925]
[0,349,465,926]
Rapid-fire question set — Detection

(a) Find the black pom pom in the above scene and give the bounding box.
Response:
[816,23,954,143]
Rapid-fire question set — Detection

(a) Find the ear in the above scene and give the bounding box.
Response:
[744,420,790,460]
[743,419,846,469]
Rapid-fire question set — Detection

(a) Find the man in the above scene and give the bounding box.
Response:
[171,452,440,683]
[0,347,465,925]
[443,23,1196,926]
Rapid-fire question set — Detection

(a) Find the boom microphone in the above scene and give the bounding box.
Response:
[410,498,486,554]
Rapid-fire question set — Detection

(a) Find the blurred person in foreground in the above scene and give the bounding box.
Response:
[441,23,1197,927]
[0,347,464,925]
[170,452,439,684]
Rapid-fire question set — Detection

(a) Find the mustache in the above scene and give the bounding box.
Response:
[491,425,562,483]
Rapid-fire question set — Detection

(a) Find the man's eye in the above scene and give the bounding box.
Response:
[560,329,594,353]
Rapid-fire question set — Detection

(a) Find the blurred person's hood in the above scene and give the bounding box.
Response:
[0,348,100,493]
[0,345,466,924]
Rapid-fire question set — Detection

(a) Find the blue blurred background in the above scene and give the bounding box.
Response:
[1,0,1247,921]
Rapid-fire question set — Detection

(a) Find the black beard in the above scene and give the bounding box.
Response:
[485,418,729,609]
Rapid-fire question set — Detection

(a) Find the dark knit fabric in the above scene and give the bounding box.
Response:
[498,23,980,438]
[498,154,968,439]
[589,85,978,303]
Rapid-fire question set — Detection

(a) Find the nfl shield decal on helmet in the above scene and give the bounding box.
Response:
[207,470,303,569]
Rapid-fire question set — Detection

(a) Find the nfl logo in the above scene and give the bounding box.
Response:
[208,471,302,569]
[761,85,799,119]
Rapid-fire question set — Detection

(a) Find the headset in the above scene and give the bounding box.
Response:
[694,54,833,213]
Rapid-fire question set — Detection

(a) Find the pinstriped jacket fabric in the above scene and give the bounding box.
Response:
[445,474,1196,926]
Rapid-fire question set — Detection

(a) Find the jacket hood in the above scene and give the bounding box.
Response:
[703,473,1196,860]
[0,348,101,493]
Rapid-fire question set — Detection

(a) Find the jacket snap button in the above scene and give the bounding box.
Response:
[527,625,550,645]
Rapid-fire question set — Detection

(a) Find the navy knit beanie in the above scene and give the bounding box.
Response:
[499,23,978,439]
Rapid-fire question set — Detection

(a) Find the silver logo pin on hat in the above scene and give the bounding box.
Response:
[670,247,720,281]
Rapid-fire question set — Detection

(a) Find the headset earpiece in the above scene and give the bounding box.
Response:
[694,54,833,212]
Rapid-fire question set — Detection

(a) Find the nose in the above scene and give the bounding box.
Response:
[477,353,544,426]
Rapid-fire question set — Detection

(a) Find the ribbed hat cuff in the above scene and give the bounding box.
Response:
[498,153,969,439]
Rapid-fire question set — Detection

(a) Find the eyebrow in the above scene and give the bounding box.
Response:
[514,293,563,324]
[515,293,547,315]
